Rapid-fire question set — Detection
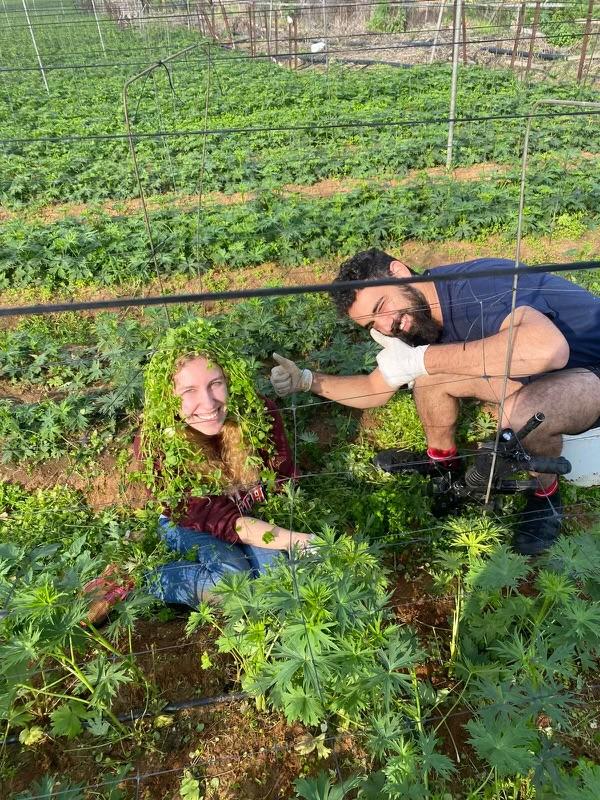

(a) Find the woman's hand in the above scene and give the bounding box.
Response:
[235,516,314,554]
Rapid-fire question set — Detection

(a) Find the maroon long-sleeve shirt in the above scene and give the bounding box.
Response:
[135,398,296,545]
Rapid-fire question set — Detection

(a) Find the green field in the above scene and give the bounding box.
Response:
[2,2,600,798]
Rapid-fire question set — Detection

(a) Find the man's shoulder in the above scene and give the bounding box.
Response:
[429,257,518,275]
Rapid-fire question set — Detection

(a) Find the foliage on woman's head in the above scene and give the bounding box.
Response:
[139,318,273,503]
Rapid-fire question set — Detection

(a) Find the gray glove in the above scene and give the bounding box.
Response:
[270,352,313,397]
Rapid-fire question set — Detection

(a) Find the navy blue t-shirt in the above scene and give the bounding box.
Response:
[428,258,600,370]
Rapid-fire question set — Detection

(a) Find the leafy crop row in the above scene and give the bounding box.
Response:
[1,42,599,207]
[2,161,599,292]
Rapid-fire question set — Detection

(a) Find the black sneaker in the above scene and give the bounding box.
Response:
[373,449,456,477]
[512,489,563,556]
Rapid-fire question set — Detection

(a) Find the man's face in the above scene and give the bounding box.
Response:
[174,357,228,436]
[348,282,442,346]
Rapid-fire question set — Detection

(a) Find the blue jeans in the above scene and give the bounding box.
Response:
[147,515,283,608]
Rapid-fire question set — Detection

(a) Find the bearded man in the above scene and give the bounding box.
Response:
[270,249,600,555]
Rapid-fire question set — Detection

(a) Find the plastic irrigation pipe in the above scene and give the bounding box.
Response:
[4,691,247,746]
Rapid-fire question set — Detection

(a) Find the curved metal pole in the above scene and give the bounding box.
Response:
[123,44,200,328]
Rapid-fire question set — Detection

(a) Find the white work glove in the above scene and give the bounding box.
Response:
[370,329,429,389]
[270,353,313,397]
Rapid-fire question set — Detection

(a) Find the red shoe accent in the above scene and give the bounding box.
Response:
[427,446,458,461]
[534,477,559,498]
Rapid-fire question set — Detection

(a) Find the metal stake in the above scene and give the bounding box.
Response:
[21,0,48,94]
[446,0,462,169]
[91,0,106,56]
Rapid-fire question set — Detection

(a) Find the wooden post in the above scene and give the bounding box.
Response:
[510,2,525,69]
[578,0,595,82]
[274,9,279,57]
[524,0,541,82]
[218,0,234,49]
[288,18,293,69]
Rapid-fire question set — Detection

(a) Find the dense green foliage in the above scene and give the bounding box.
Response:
[1,23,599,208]
[2,161,600,291]
[2,2,600,797]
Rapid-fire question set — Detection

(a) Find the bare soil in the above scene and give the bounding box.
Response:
[2,613,365,799]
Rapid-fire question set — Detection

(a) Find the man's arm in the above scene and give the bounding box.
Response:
[270,353,396,408]
[310,368,397,408]
[424,306,570,378]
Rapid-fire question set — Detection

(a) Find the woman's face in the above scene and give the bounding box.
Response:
[173,357,228,436]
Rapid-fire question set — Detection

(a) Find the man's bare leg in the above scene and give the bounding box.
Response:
[502,368,600,490]
[412,372,523,451]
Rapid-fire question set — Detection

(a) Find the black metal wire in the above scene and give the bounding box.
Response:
[3,104,600,148]
[0,259,598,319]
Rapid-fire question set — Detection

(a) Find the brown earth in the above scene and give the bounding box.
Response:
[4,606,362,800]
[0,448,148,512]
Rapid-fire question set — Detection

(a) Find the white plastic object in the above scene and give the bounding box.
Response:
[561,426,600,487]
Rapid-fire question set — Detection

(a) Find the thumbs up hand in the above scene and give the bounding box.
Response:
[370,329,429,389]
[270,353,314,397]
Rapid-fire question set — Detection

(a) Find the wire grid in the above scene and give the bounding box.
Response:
[1,7,600,797]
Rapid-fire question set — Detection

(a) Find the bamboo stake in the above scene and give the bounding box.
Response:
[577,0,595,82]
[510,2,525,69]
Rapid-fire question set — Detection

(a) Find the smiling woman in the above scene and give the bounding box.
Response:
[84,319,315,622]
[130,318,316,611]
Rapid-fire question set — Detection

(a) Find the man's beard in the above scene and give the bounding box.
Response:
[390,285,442,346]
